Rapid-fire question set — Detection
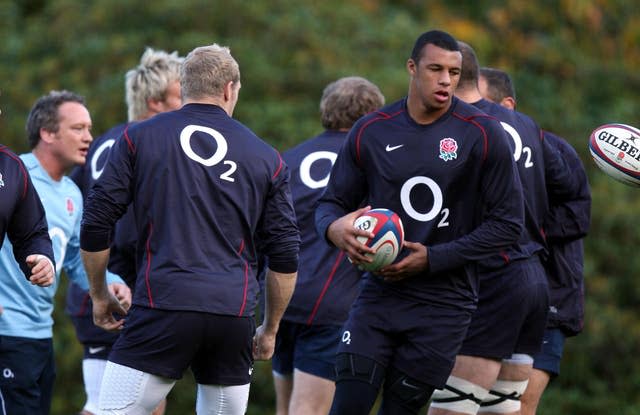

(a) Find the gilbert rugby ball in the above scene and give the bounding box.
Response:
[589,123,640,187]
[353,208,404,272]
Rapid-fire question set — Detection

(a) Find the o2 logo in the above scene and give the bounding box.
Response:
[48,226,69,272]
[400,176,449,227]
[299,151,337,189]
[501,122,533,168]
[90,139,115,180]
[180,125,237,182]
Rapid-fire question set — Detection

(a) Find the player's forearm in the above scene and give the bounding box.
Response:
[262,268,297,334]
[81,248,111,298]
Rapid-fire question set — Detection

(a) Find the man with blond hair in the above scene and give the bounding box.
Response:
[69,47,183,415]
[81,44,299,415]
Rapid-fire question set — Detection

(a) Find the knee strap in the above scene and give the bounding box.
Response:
[478,379,529,414]
[382,367,435,413]
[430,376,490,415]
[335,353,385,389]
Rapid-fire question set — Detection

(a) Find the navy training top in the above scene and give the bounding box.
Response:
[0,145,54,277]
[316,97,524,309]
[81,103,300,316]
[543,131,591,336]
[281,130,363,325]
[474,99,582,267]
[67,123,136,338]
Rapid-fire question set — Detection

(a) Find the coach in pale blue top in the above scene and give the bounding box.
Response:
[0,90,130,415]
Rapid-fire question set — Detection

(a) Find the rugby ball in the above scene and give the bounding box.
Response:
[353,208,404,272]
[589,123,640,187]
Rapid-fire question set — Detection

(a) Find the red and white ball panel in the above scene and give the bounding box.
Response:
[353,208,404,272]
[589,123,640,187]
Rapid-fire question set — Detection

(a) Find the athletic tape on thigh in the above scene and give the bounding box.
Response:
[430,376,490,415]
[99,362,145,410]
[196,384,251,415]
[502,353,534,366]
[82,358,107,414]
[478,379,529,414]
[99,361,175,414]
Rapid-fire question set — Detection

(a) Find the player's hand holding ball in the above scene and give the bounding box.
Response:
[352,208,404,272]
[326,205,377,265]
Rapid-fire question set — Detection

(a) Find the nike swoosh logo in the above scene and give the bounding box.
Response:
[401,378,421,390]
[386,144,404,152]
[88,346,106,354]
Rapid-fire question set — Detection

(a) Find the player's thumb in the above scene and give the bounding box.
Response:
[113,300,128,316]
[25,254,42,268]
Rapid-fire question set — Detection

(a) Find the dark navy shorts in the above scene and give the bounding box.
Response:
[532,328,565,377]
[459,256,549,359]
[109,305,255,385]
[0,336,56,415]
[337,283,474,389]
[272,320,342,381]
[70,315,118,359]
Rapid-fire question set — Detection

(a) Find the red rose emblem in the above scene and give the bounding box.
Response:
[441,138,457,153]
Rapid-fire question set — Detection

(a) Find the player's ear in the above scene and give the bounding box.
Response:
[223,80,235,102]
[39,127,56,144]
[407,58,417,76]
[146,97,164,114]
[501,97,516,110]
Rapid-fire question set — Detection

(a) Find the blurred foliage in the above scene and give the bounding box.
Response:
[2,0,640,413]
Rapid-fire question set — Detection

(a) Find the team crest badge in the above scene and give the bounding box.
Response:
[66,197,75,216]
[0,172,4,188]
[439,138,458,161]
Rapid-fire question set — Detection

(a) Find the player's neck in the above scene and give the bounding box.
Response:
[183,97,232,115]
[32,147,66,182]
[406,98,450,125]
[454,85,483,105]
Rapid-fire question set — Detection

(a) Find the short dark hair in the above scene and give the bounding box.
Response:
[479,67,516,102]
[410,30,459,63]
[457,41,480,87]
[26,90,86,148]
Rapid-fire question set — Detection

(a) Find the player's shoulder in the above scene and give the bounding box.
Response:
[0,146,24,171]
[544,130,578,156]
[451,99,505,135]
[452,97,495,121]
[356,97,407,125]
[18,152,40,172]
[92,122,128,147]
[95,122,129,142]
[512,109,541,133]
[283,130,346,161]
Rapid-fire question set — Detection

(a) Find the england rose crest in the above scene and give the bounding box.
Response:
[439,138,458,161]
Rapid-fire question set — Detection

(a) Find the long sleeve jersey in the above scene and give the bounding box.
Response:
[542,131,591,335]
[473,99,582,267]
[281,130,363,325]
[81,103,300,316]
[66,123,134,319]
[0,153,120,339]
[316,97,524,309]
[0,145,54,276]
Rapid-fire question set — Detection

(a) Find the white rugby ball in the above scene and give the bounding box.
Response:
[353,208,404,272]
[589,123,640,187]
